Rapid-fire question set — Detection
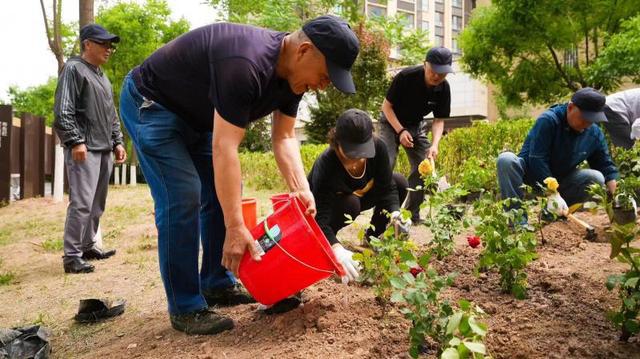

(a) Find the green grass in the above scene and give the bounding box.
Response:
[0,228,12,246]
[42,238,64,252]
[0,271,15,286]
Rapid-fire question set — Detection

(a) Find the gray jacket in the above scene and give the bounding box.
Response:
[54,56,124,151]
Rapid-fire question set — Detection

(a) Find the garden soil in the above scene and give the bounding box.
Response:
[0,186,639,358]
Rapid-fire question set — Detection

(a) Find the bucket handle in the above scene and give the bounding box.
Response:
[262,218,338,276]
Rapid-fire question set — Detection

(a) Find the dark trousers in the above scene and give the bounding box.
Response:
[329,173,408,239]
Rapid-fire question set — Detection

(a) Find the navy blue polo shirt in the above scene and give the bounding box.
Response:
[384,65,451,127]
[132,23,302,131]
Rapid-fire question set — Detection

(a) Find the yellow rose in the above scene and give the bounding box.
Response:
[418,159,433,176]
[544,177,559,192]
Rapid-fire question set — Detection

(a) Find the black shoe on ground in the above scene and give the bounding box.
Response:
[170,308,234,335]
[263,292,303,315]
[82,247,116,260]
[63,256,95,274]
[411,217,424,226]
[203,284,256,307]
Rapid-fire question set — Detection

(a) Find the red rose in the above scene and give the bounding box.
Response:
[410,266,424,277]
[467,235,481,248]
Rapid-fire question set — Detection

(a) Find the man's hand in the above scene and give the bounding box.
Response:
[72,143,87,162]
[546,192,569,217]
[606,179,617,194]
[399,131,414,148]
[332,243,360,283]
[426,145,439,159]
[114,144,127,164]
[295,189,317,217]
[222,224,262,277]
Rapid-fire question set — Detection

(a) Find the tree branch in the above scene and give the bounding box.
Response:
[546,44,578,91]
[39,0,54,50]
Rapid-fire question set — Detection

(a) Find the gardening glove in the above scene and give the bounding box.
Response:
[546,191,569,217]
[332,244,360,283]
[390,211,412,236]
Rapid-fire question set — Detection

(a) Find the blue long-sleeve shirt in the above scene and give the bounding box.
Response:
[519,103,619,185]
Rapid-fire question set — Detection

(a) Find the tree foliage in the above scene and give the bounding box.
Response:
[8,78,58,126]
[590,14,640,88]
[459,0,640,106]
[306,24,390,143]
[96,0,190,109]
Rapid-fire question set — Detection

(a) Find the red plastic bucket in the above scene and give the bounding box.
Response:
[270,193,290,211]
[238,196,346,305]
[241,198,257,229]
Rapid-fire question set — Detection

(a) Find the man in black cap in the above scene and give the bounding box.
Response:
[119,15,359,335]
[379,46,454,223]
[308,109,410,280]
[54,24,126,274]
[497,88,619,220]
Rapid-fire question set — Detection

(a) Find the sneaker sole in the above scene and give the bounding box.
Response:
[171,318,234,335]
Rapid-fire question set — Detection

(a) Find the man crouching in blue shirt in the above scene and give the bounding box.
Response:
[497,88,619,219]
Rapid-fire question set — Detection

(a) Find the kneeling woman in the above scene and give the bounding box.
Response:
[308,109,409,282]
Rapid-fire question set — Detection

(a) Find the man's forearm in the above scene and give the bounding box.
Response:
[431,119,444,147]
[381,100,404,134]
[273,136,309,192]
[212,144,244,228]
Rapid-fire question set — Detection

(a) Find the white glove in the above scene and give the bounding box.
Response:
[332,244,360,283]
[546,192,569,216]
[391,211,412,235]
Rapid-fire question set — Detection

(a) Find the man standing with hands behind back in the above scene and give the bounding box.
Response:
[54,24,127,274]
[379,47,453,224]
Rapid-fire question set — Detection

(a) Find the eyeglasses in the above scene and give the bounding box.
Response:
[89,39,117,52]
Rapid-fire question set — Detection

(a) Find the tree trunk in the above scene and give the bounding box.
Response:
[40,0,66,74]
[79,0,94,28]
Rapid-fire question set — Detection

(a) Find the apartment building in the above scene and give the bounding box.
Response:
[364,0,497,122]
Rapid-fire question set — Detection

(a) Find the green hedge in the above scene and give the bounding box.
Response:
[239,119,534,192]
[438,119,534,192]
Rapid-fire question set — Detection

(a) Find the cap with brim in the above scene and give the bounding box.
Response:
[91,34,120,43]
[327,60,356,94]
[580,110,608,123]
[430,63,454,74]
[340,137,375,159]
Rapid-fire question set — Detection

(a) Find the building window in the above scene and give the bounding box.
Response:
[367,4,386,18]
[452,0,462,8]
[435,35,444,46]
[435,11,444,26]
[452,15,462,30]
[398,11,415,29]
[398,0,416,12]
[420,0,429,12]
[421,20,430,31]
[452,38,460,53]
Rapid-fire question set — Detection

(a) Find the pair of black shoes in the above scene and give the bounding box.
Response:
[63,248,116,274]
[170,285,302,335]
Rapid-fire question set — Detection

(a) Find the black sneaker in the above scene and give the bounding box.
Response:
[170,308,234,335]
[203,284,256,307]
[262,292,302,315]
[63,256,95,274]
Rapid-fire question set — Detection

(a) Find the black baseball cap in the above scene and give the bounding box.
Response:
[335,109,375,158]
[80,24,120,43]
[425,47,453,74]
[303,15,360,94]
[571,87,607,123]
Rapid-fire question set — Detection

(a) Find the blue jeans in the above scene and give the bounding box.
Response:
[497,151,605,205]
[119,73,235,315]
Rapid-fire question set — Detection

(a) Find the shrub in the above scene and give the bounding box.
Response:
[438,119,534,192]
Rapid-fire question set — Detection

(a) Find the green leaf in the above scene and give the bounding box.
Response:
[458,299,471,311]
[462,341,486,354]
[468,316,487,337]
[624,277,639,288]
[441,348,459,359]
[390,276,406,289]
[448,337,462,347]
[447,312,464,335]
[391,291,406,303]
